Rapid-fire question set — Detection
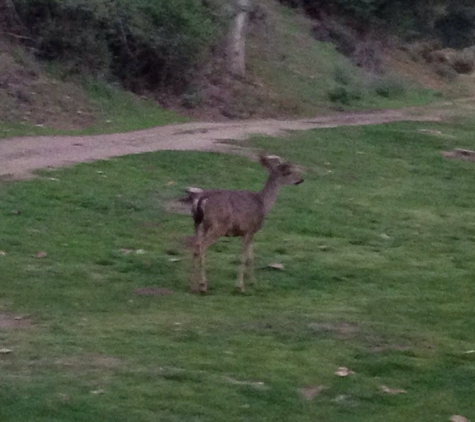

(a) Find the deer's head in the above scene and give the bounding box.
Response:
[259,154,304,185]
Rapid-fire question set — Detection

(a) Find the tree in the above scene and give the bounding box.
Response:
[228,0,251,78]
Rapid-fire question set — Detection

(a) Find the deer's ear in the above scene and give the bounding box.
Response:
[259,154,282,169]
[277,163,292,175]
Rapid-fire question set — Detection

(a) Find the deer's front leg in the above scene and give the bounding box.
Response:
[195,230,221,294]
[238,235,253,292]
[190,233,202,293]
[198,244,207,293]
[245,241,254,285]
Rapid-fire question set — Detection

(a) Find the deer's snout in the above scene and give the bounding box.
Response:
[294,178,304,185]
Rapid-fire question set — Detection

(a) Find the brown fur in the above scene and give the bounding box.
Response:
[188,155,304,293]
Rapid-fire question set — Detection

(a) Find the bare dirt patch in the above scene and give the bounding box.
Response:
[0,107,443,180]
[134,287,174,296]
[300,385,327,400]
[441,148,475,162]
[0,313,31,329]
[388,49,447,91]
[308,322,360,340]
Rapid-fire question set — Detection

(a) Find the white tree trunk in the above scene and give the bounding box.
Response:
[228,0,251,78]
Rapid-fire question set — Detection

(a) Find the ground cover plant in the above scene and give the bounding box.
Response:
[1,121,475,421]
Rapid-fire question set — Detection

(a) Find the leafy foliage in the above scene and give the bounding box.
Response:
[281,0,475,47]
[6,0,226,92]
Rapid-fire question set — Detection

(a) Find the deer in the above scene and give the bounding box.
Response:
[184,154,304,294]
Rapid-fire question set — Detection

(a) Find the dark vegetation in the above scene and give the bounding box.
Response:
[4,0,475,96]
[281,0,475,87]
[281,0,475,48]
[1,0,227,93]
[1,0,475,127]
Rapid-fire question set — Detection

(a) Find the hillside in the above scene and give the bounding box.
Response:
[1,0,474,136]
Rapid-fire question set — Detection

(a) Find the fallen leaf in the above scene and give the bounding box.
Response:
[90,389,105,395]
[463,350,475,354]
[167,181,176,186]
[335,367,354,377]
[120,248,133,254]
[35,251,47,258]
[450,416,469,422]
[418,129,443,136]
[135,249,146,255]
[169,258,182,262]
[268,263,284,270]
[0,251,6,256]
[224,376,268,390]
[380,385,407,395]
[300,385,326,400]
[0,348,13,354]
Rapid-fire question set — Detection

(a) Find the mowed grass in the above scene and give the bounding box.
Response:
[1,121,475,421]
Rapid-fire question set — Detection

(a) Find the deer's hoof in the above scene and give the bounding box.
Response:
[233,286,246,295]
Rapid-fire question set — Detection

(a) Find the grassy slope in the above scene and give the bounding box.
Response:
[1,0,454,137]
[1,119,475,421]
[0,80,188,139]
[243,1,440,116]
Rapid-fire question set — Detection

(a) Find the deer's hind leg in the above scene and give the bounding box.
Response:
[190,224,203,293]
[237,234,254,293]
[191,225,221,294]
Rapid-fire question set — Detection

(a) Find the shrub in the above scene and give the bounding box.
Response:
[328,64,364,105]
[324,19,358,57]
[372,75,407,98]
[404,41,442,62]
[352,39,385,73]
[327,85,363,105]
[431,62,458,81]
[452,47,475,74]
[8,0,226,92]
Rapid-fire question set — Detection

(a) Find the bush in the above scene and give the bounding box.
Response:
[372,75,407,98]
[452,47,475,74]
[323,19,358,57]
[328,63,364,105]
[327,85,363,105]
[404,41,442,62]
[7,0,226,92]
[352,39,385,73]
[431,62,458,81]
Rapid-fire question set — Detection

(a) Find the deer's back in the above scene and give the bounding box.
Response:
[194,190,265,237]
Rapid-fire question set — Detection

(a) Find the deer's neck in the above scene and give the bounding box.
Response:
[259,173,280,215]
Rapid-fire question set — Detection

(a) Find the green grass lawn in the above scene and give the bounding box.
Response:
[1,121,475,421]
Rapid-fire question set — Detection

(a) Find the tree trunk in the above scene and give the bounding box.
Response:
[228,0,251,78]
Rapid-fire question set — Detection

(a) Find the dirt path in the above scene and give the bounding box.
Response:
[0,107,445,180]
